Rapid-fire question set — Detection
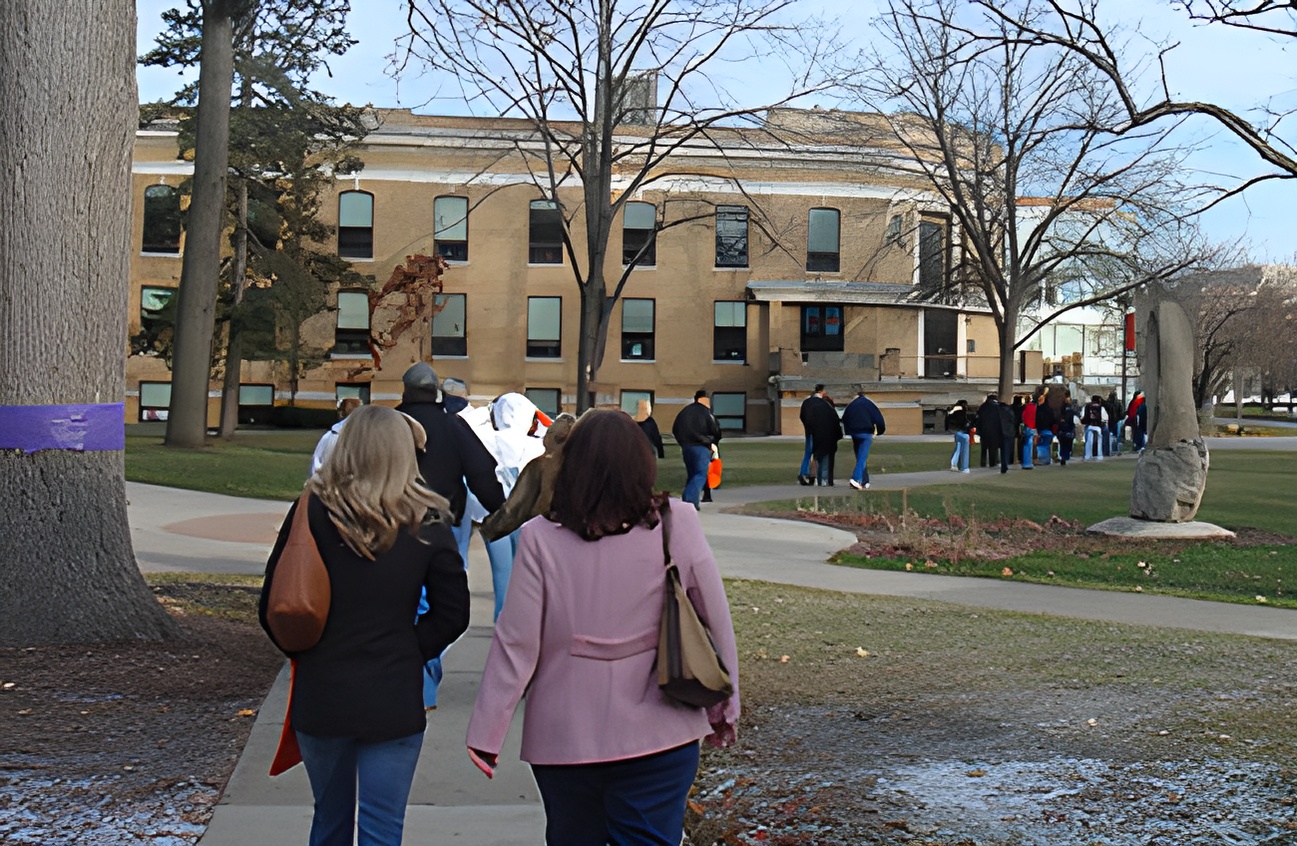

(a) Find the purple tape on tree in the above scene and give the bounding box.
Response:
[0,403,126,453]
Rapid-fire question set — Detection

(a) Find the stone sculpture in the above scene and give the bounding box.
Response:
[1129,297,1210,522]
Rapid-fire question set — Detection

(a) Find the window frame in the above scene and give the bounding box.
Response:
[622,201,657,267]
[526,296,562,358]
[433,195,469,262]
[712,300,748,362]
[620,298,655,361]
[918,218,947,291]
[334,290,371,356]
[138,381,172,421]
[525,387,561,417]
[338,190,374,260]
[806,207,840,272]
[528,199,564,264]
[710,392,747,431]
[619,389,654,417]
[714,205,749,269]
[431,293,467,357]
[141,184,182,255]
[800,304,846,352]
[336,383,371,404]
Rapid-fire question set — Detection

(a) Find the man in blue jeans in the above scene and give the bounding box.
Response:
[671,389,721,508]
[841,388,887,490]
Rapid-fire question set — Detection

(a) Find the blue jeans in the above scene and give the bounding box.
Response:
[799,435,813,476]
[813,450,835,485]
[850,433,874,485]
[681,445,711,507]
[531,742,700,846]
[950,432,969,471]
[296,730,423,846]
[485,529,518,619]
[1036,430,1054,465]
[1021,427,1035,468]
[1084,425,1105,459]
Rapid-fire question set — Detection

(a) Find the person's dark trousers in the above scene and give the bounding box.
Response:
[1058,431,1074,464]
[814,450,835,485]
[999,434,1013,473]
[296,730,423,846]
[980,441,999,467]
[681,445,711,508]
[531,741,700,846]
[1101,422,1111,456]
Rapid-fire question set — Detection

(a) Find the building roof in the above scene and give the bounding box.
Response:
[746,280,992,312]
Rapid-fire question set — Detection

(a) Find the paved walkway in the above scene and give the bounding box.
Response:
[129,436,1297,844]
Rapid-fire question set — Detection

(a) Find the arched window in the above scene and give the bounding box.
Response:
[142,185,181,254]
[338,191,374,259]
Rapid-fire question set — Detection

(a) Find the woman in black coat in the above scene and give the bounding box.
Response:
[805,394,844,486]
[260,405,470,846]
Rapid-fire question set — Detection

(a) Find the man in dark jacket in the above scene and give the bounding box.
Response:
[975,393,1002,468]
[395,363,505,528]
[671,389,721,508]
[803,391,843,486]
[842,389,886,490]
[797,385,827,485]
[997,400,1016,474]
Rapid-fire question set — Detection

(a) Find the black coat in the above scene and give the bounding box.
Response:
[396,399,505,525]
[259,495,470,741]
[975,399,1003,441]
[638,416,665,458]
[803,397,842,455]
[672,401,721,448]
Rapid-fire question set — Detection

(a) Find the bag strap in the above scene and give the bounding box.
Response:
[660,502,672,568]
[292,489,312,534]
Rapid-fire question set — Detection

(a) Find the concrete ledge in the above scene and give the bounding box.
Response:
[1086,516,1236,539]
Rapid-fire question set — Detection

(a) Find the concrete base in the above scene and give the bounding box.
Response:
[1086,516,1236,539]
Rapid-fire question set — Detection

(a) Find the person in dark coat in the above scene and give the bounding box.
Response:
[945,399,972,473]
[633,399,665,459]
[975,393,1002,467]
[842,389,886,490]
[259,405,470,846]
[803,391,843,486]
[671,389,722,508]
[997,400,1016,474]
[1057,392,1077,466]
[1034,388,1057,466]
[797,385,827,485]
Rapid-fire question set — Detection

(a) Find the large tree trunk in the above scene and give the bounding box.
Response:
[165,0,237,448]
[218,180,249,439]
[0,0,179,645]
[997,307,1018,399]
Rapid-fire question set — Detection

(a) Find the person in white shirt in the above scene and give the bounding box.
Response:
[309,397,362,475]
[1081,395,1109,461]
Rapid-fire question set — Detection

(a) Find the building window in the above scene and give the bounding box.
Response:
[135,286,175,355]
[529,200,563,264]
[432,293,467,357]
[713,301,747,362]
[620,390,653,417]
[801,305,845,352]
[142,185,181,254]
[237,384,275,424]
[336,383,371,404]
[527,296,562,358]
[622,201,656,267]
[434,195,468,262]
[621,298,655,360]
[886,213,904,245]
[918,219,946,290]
[138,381,172,421]
[715,205,748,268]
[525,388,561,417]
[967,338,976,353]
[334,290,370,355]
[711,392,746,431]
[807,207,840,272]
[338,191,374,259]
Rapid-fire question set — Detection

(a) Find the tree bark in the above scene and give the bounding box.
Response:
[218,179,249,439]
[0,0,178,644]
[166,0,237,448]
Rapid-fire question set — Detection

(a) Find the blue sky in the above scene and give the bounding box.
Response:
[135,0,1295,261]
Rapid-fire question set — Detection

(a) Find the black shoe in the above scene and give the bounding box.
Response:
[797,474,812,486]
[1000,467,1008,474]
[702,492,713,503]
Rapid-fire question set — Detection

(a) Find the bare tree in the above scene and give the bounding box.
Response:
[398,0,834,410]
[845,0,1209,397]
[0,1,178,644]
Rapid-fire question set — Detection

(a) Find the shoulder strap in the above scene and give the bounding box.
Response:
[292,489,312,532]
[660,502,672,568]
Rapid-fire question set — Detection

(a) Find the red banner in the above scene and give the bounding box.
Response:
[1124,311,1136,353]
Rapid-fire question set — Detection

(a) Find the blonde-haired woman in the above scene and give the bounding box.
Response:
[259,405,470,846]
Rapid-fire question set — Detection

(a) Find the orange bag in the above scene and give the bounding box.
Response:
[266,492,331,653]
[269,661,302,775]
[707,457,723,489]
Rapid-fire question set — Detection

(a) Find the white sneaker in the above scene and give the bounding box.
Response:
[848,479,863,490]
[961,469,970,474]
[949,465,959,472]
[864,482,871,490]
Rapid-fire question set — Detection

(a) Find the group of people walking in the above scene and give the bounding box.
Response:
[946,387,1147,472]
[796,384,889,489]
[260,364,740,846]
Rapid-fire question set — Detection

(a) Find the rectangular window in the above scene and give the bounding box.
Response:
[807,207,840,272]
[432,293,467,357]
[529,200,563,264]
[715,205,749,268]
[711,392,746,431]
[918,219,945,290]
[622,201,656,267]
[336,383,371,404]
[135,286,175,356]
[620,390,653,417]
[967,338,976,353]
[801,305,845,352]
[621,298,655,360]
[338,191,374,259]
[434,195,469,262]
[237,383,275,425]
[138,381,172,421]
[713,301,747,362]
[527,296,562,358]
[334,290,370,355]
[525,388,561,417]
[142,185,181,254]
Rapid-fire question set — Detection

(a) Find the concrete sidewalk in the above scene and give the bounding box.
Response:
[125,452,1297,844]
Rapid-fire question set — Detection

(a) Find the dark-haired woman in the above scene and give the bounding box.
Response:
[466,409,740,846]
[259,405,470,846]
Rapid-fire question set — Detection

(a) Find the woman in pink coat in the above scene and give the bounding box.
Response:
[466,409,740,845]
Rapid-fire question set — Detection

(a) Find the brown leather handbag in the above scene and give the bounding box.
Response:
[657,506,733,708]
[266,492,331,652]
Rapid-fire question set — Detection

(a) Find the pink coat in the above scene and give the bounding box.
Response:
[466,498,740,765]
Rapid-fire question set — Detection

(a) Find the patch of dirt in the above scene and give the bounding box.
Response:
[0,585,283,846]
